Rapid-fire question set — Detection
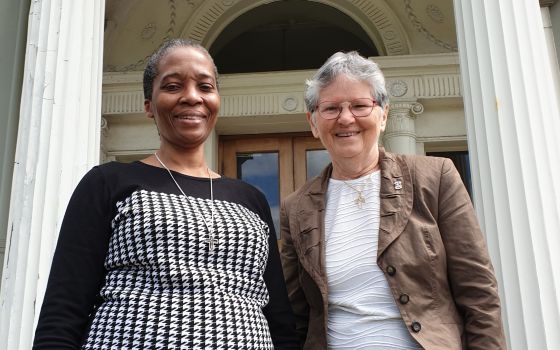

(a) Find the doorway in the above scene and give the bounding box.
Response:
[220,134,330,238]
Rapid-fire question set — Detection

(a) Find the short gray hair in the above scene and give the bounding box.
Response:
[304,51,388,115]
[143,38,219,100]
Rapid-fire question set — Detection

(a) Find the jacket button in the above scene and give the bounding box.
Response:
[386,265,396,276]
[411,321,422,333]
[399,293,409,304]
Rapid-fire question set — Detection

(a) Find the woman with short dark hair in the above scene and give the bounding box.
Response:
[33,39,298,349]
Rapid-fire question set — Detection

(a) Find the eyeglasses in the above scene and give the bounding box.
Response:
[315,98,378,120]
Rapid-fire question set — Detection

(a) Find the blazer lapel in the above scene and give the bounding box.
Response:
[291,150,413,286]
[378,149,414,257]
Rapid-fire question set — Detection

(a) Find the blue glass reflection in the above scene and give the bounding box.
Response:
[306,149,331,179]
[237,152,280,237]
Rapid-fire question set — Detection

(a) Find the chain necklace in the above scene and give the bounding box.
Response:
[343,181,366,208]
[154,152,218,252]
[343,173,375,209]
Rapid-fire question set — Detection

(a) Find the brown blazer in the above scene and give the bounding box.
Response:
[280,148,506,350]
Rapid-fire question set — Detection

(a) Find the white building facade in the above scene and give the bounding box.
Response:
[1,0,559,348]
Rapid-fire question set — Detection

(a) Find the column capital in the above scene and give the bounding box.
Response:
[389,100,425,117]
[383,100,423,154]
[101,116,109,137]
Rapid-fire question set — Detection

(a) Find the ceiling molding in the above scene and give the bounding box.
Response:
[403,0,457,51]
[179,0,411,56]
[540,0,558,7]
[102,53,461,116]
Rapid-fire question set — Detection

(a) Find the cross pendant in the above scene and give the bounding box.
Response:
[205,234,218,252]
[355,192,366,208]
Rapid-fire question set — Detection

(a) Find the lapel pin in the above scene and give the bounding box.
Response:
[394,180,402,190]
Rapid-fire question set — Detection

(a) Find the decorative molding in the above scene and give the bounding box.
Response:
[388,101,424,120]
[410,75,462,98]
[105,0,177,72]
[101,117,109,137]
[282,96,299,112]
[404,0,457,51]
[385,75,462,99]
[101,73,461,116]
[102,54,462,116]
[181,0,236,44]
[101,91,308,116]
[389,80,408,97]
[166,0,177,40]
[348,0,410,55]
[410,101,425,115]
[426,4,445,23]
[140,23,157,40]
[417,135,467,143]
[179,0,410,55]
[220,93,306,117]
[102,91,145,114]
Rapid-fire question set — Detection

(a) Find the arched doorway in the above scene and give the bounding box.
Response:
[212,1,379,237]
[210,1,378,73]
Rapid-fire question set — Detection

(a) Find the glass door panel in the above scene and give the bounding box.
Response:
[220,135,328,240]
[236,152,281,235]
[306,149,331,179]
[293,136,329,189]
[221,138,293,239]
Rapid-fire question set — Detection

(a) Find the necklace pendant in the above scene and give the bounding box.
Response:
[205,234,218,252]
[154,152,218,254]
[355,192,366,208]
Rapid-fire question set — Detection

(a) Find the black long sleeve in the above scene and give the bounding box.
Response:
[255,192,299,349]
[33,167,112,348]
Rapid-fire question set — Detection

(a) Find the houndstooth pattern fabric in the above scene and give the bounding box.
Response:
[82,190,273,349]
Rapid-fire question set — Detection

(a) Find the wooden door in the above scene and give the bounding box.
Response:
[220,134,330,239]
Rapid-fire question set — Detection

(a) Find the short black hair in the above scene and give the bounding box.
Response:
[142,38,219,100]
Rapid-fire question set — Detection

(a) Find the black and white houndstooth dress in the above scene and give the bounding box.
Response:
[33,161,297,350]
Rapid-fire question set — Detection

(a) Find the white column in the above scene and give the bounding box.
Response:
[383,100,423,154]
[454,1,560,349]
[0,0,105,349]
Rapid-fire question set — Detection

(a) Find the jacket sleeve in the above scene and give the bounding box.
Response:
[259,195,300,349]
[33,167,112,349]
[279,200,310,347]
[437,158,506,349]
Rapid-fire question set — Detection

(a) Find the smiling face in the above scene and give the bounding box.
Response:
[307,74,388,171]
[144,46,220,152]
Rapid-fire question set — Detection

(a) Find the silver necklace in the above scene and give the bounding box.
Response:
[154,152,218,252]
[343,173,374,209]
[343,181,366,208]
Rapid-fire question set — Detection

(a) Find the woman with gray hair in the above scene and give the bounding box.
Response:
[280,51,506,349]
